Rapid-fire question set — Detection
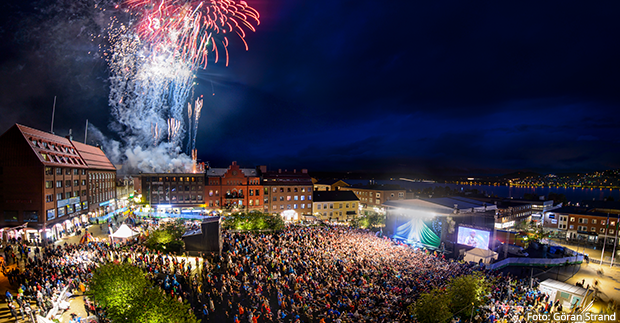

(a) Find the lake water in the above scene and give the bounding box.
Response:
[345,179,620,203]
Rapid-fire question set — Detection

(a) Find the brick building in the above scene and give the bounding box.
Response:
[544,205,620,246]
[259,166,313,221]
[0,124,116,243]
[205,161,262,213]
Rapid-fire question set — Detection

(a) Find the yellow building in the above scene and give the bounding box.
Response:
[312,190,359,222]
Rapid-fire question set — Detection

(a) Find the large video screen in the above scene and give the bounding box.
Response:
[457,226,490,250]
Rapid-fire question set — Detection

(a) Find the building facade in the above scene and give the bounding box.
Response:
[205,161,263,213]
[259,166,313,221]
[339,184,406,215]
[0,124,116,243]
[313,190,359,222]
[141,173,205,212]
[544,206,620,245]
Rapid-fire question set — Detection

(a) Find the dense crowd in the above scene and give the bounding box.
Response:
[2,220,561,323]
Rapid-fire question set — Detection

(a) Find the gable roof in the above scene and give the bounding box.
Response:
[72,141,116,171]
[15,124,89,168]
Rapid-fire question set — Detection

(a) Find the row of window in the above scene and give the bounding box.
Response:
[45,167,87,176]
[2,210,38,222]
[151,195,204,202]
[147,176,202,183]
[316,202,357,210]
[46,191,86,202]
[351,191,405,198]
[30,138,77,155]
[572,225,616,235]
[271,195,312,202]
[266,187,310,194]
[155,185,202,192]
[40,152,84,166]
[359,197,381,205]
[45,180,88,189]
[271,204,312,210]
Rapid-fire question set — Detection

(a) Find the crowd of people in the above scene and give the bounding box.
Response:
[1,218,563,323]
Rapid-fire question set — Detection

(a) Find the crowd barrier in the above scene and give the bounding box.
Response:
[487,254,584,270]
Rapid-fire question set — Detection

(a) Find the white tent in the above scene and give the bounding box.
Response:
[110,224,140,240]
[464,247,498,264]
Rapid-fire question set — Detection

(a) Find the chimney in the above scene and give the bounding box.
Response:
[278,169,282,173]
[294,169,297,173]
[66,129,73,141]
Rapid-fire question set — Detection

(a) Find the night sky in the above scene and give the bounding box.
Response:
[1,0,619,176]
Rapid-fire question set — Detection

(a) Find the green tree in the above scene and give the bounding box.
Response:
[448,272,490,318]
[90,263,198,323]
[89,263,149,318]
[410,289,452,323]
[130,288,198,323]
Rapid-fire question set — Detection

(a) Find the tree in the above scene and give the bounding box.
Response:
[410,289,452,323]
[145,220,186,252]
[130,288,198,323]
[89,263,149,319]
[448,272,490,318]
[89,263,198,323]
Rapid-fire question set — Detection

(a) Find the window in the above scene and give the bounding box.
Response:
[58,207,65,217]
[569,225,574,230]
[287,196,291,201]
[57,193,63,201]
[570,217,575,222]
[249,190,254,196]
[301,204,305,209]
[3,210,18,222]
[610,229,616,235]
[47,209,55,221]
[318,204,321,210]
[339,203,343,208]
[65,180,71,187]
[591,227,596,232]
[66,192,71,199]
[82,169,86,175]
[399,192,404,198]
[24,211,38,222]
[81,180,86,186]
[279,196,284,201]
[56,181,62,188]
[600,228,605,233]
[287,204,291,210]
[601,220,606,226]
[330,203,333,209]
[287,188,291,192]
[592,219,597,224]
[45,167,53,175]
[376,192,380,198]
[294,196,298,201]
[73,169,79,175]
[82,190,86,196]
[46,195,53,202]
[56,168,63,175]
[74,180,79,186]
[255,189,259,196]
[66,169,71,175]
[346,203,349,208]
[45,181,53,189]
[294,204,297,209]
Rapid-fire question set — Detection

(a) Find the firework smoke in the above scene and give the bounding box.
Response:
[99,0,259,173]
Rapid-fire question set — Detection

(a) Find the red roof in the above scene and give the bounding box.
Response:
[16,124,89,168]
[14,124,115,171]
[72,141,116,171]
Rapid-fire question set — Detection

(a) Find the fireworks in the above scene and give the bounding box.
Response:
[101,0,259,172]
[126,0,260,67]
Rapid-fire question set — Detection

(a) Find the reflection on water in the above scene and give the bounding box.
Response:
[346,179,619,202]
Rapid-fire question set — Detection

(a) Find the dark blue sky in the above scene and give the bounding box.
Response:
[1,0,619,176]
